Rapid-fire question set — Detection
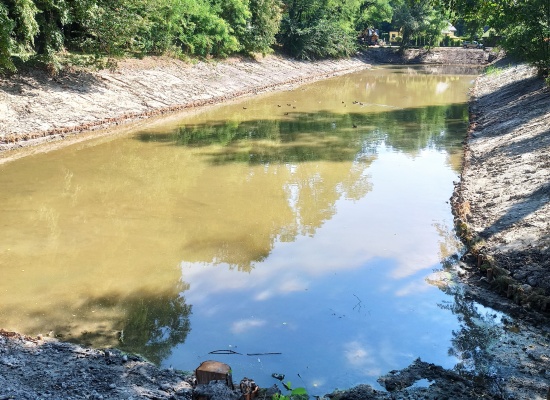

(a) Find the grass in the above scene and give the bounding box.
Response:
[484,64,504,76]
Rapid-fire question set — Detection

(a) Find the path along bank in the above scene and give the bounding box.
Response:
[2,50,550,399]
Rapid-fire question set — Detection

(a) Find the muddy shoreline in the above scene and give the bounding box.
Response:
[2,50,549,399]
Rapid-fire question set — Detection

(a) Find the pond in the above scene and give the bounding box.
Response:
[0,65,496,395]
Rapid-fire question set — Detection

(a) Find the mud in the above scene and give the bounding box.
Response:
[0,330,195,399]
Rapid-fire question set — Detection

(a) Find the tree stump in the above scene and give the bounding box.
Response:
[195,360,234,389]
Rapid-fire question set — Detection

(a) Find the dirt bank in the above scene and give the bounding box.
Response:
[0,48,496,159]
[452,63,550,314]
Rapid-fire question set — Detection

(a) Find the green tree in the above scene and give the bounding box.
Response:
[0,0,40,72]
[77,0,153,56]
[278,0,361,59]
[0,3,17,72]
[440,0,550,73]
[241,0,283,54]
[499,0,550,73]
[355,0,393,32]
[391,0,444,50]
[209,0,250,49]
[176,0,240,57]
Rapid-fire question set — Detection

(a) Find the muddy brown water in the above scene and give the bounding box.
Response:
[0,66,498,394]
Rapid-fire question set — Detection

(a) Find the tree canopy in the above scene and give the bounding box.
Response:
[0,0,548,74]
[439,0,550,73]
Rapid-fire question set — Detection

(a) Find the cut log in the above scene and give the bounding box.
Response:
[195,360,234,389]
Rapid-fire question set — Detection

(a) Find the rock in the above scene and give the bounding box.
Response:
[194,380,241,400]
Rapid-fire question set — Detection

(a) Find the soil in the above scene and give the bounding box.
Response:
[451,63,550,315]
[1,50,549,399]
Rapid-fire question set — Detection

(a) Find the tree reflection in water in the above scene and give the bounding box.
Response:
[436,257,502,386]
[60,282,193,365]
[137,104,467,167]
[119,285,192,364]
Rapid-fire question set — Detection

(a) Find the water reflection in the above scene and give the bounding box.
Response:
[118,287,192,364]
[137,105,466,167]
[437,260,503,377]
[0,66,480,392]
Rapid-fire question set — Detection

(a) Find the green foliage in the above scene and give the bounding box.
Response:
[356,0,393,31]
[484,64,503,76]
[0,0,41,71]
[76,0,152,56]
[9,0,542,72]
[498,0,550,74]
[13,0,40,50]
[273,382,309,400]
[391,0,446,50]
[210,0,251,49]
[0,3,16,72]
[440,0,550,74]
[177,0,240,57]
[241,0,283,55]
[278,0,359,59]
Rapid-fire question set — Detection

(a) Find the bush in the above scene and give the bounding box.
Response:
[0,3,16,72]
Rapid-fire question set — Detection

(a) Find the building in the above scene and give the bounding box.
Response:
[441,22,457,38]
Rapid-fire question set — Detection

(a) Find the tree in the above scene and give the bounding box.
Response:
[0,3,17,72]
[391,0,445,50]
[498,0,550,74]
[209,0,250,50]
[355,0,393,33]
[241,0,283,55]
[0,0,40,72]
[278,0,362,59]
[439,0,550,74]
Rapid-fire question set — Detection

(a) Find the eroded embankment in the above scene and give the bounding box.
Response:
[452,64,550,314]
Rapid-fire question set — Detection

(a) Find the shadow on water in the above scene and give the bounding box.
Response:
[23,284,192,365]
[135,104,468,168]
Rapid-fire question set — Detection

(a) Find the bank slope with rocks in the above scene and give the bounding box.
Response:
[452,64,550,312]
[0,330,195,400]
